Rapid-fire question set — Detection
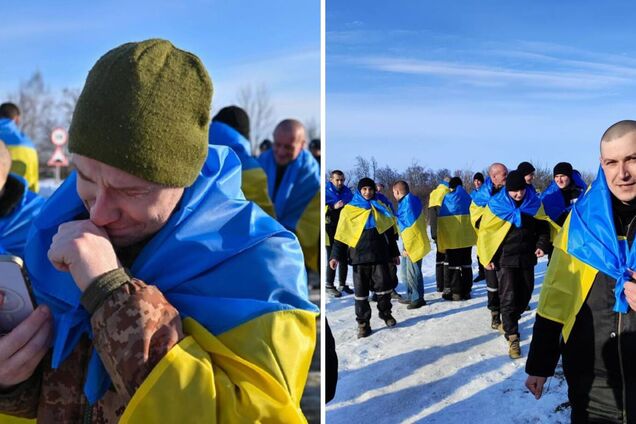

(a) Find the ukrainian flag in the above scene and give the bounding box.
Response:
[209,121,276,217]
[259,148,320,271]
[541,170,587,226]
[395,193,431,262]
[437,186,476,252]
[0,118,39,193]
[334,191,395,248]
[537,166,635,337]
[477,187,547,267]
[469,178,496,229]
[325,181,353,247]
[428,181,450,208]
[24,145,318,422]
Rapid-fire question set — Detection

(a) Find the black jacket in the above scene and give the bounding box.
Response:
[492,213,551,268]
[325,205,343,244]
[330,227,400,266]
[526,197,636,422]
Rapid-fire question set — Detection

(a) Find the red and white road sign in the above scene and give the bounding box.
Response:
[50,128,68,146]
[47,146,69,167]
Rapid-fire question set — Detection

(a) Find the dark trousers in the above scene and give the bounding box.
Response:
[435,250,447,292]
[353,263,393,324]
[496,266,534,337]
[445,247,473,297]
[325,245,348,287]
[476,255,485,279]
[486,268,500,312]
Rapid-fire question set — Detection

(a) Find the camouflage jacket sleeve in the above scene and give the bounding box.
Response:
[82,268,184,402]
[0,367,42,418]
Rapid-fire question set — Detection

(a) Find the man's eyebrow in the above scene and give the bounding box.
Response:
[76,168,96,183]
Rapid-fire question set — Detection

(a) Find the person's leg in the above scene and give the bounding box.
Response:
[353,265,372,337]
[497,267,520,337]
[325,245,342,297]
[337,259,351,293]
[485,267,501,328]
[405,258,425,308]
[435,250,445,292]
[518,266,534,312]
[414,259,424,301]
[372,263,396,326]
[460,247,473,299]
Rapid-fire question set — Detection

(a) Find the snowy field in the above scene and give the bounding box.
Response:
[326,251,571,423]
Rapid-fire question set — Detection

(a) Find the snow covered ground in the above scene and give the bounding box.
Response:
[326,251,571,423]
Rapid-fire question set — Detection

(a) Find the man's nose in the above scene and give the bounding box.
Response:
[89,188,120,227]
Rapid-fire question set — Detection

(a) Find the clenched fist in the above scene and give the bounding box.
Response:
[48,220,120,291]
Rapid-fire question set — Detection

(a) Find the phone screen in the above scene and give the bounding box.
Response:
[0,256,35,333]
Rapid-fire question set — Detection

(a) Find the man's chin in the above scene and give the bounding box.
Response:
[611,186,636,204]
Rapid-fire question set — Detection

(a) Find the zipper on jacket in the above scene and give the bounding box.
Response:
[618,313,627,424]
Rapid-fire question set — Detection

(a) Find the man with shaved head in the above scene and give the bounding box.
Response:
[0,140,44,257]
[470,162,508,330]
[259,119,320,272]
[526,120,636,422]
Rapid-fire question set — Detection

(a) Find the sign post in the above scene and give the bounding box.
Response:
[47,128,69,184]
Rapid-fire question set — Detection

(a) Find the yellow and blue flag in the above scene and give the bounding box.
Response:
[335,190,395,248]
[259,148,320,271]
[428,181,450,208]
[469,177,496,229]
[477,187,547,266]
[437,186,476,252]
[326,181,353,207]
[25,145,318,406]
[540,170,587,225]
[539,166,635,315]
[209,121,275,217]
[395,193,431,262]
[0,118,39,193]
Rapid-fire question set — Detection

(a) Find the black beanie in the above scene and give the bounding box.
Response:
[309,138,320,150]
[517,161,535,177]
[449,177,463,190]
[553,162,573,178]
[506,170,526,191]
[213,106,250,140]
[358,177,376,191]
[473,172,484,183]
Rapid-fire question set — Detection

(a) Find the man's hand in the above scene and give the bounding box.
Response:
[393,256,400,266]
[329,259,338,270]
[334,200,344,210]
[485,262,495,270]
[624,273,636,311]
[535,248,545,258]
[48,220,120,291]
[0,293,53,389]
[525,375,547,400]
[402,249,409,258]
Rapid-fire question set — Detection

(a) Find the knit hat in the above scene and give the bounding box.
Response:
[473,172,484,183]
[517,161,535,177]
[69,39,213,187]
[553,162,573,178]
[213,106,250,140]
[506,170,526,191]
[358,177,376,191]
[449,177,463,190]
[309,138,320,150]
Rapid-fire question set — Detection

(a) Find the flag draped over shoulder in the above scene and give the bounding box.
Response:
[25,145,318,404]
[469,178,496,228]
[0,174,44,258]
[325,181,353,207]
[259,148,320,270]
[0,118,39,193]
[538,166,636,323]
[395,193,431,262]
[540,170,587,224]
[477,188,546,266]
[437,186,476,252]
[209,121,275,217]
[334,191,395,248]
[428,182,450,208]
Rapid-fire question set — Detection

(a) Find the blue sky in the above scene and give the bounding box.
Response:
[1,0,319,135]
[327,1,636,175]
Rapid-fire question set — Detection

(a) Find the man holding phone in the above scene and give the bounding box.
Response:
[0,39,317,423]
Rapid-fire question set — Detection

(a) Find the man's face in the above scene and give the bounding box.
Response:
[73,155,184,248]
[508,188,526,202]
[491,168,508,188]
[554,174,571,189]
[273,127,305,166]
[361,186,375,200]
[376,184,385,193]
[600,132,636,203]
[524,173,535,184]
[473,179,482,190]
[330,173,345,190]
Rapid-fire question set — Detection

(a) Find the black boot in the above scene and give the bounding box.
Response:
[357,321,372,338]
[339,285,354,295]
[383,314,397,327]
[326,285,342,298]
[491,311,501,330]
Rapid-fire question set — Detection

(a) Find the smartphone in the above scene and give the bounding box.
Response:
[0,255,36,334]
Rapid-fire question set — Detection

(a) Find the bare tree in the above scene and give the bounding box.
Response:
[305,117,320,140]
[236,83,275,155]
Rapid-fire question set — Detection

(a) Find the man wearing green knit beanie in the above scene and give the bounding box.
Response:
[0,39,317,423]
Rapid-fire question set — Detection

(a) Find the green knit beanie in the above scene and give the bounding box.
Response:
[69,39,213,187]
